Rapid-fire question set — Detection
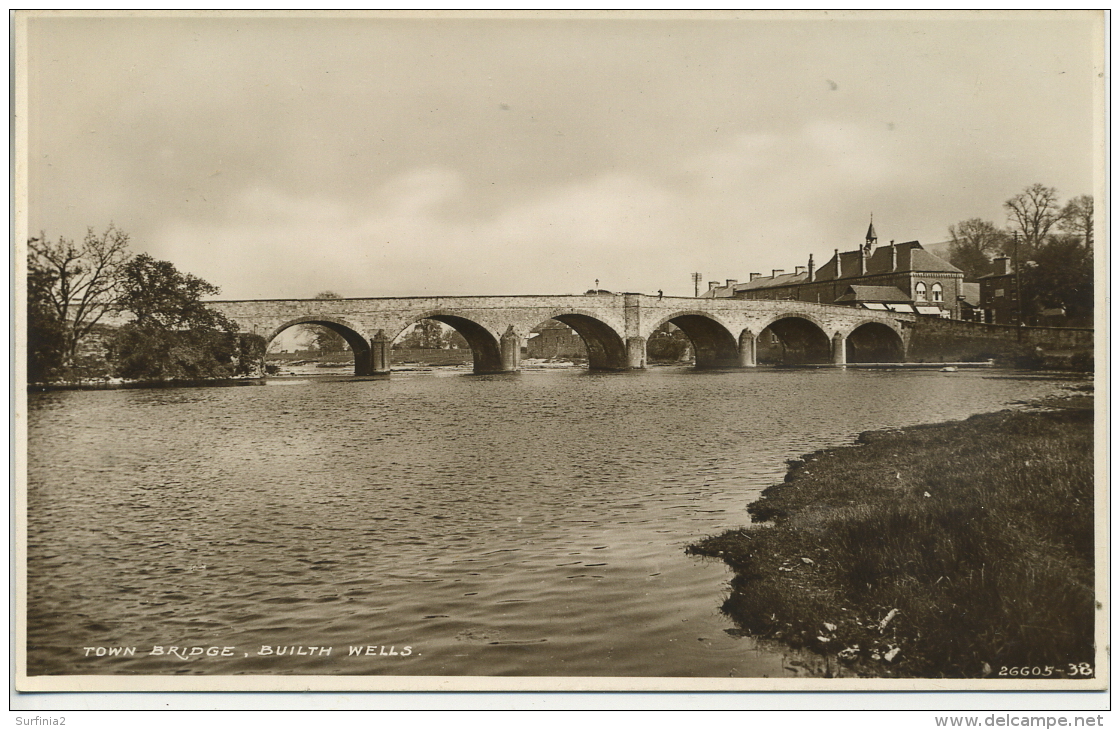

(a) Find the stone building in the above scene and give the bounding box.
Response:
[702,220,968,319]
[978,256,1021,325]
[525,320,587,359]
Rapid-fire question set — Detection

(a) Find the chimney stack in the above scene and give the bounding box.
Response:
[708,281,720,291]
[994,256,1012,276]
[772,269,784,278]
[834,249,841,278]
[725,279,738,288]
[890,241,898,271]
[749,272,761,281]
[794,266,806,275]
[807,254,815,282]
[859,245,867,276]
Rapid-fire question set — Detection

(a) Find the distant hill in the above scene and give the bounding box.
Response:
[924,240,953,260]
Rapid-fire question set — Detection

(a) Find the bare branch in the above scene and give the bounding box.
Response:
[27,225,131,366]
[1003,184,1064,254]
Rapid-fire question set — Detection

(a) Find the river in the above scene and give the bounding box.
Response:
[24,366,1074,677]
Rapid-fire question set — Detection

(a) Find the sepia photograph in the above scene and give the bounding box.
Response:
[13,10,1107,699]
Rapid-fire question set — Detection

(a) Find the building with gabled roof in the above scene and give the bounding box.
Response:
[833,285,912,305]
[702,220,967,318]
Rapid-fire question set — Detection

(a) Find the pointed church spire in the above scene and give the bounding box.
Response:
[865,214,877,249]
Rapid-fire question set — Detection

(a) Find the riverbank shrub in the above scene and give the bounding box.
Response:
[25,231,269,386]
[689,401,1096,678]
[105,253,267,382]
[111,325,266,381]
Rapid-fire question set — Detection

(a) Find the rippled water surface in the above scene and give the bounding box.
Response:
[26,366,1072,676]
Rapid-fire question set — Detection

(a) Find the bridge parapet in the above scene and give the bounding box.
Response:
[208,294,914,374]
[210,295,631,342]
[632,295,913,340]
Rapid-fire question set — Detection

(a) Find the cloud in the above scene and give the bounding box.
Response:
[63,118,800,299]
[156,107,1077,301]
[28,15,1098,301]
[157,164,697,298]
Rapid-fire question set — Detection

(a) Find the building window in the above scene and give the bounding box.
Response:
[932,282,943,302]
[915,282,927,300]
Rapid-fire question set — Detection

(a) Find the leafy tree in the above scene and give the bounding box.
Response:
[117,253,233,330]
[300,291,349,353]
[394,319,448,350]
[1059,195,1094,247]
[111,327,266,381]
[1020,238,1094,325]
[393,327,419,349]
[26,264,68,382]
[110,254,261,379]
[229,333,269,376]
[444,328,468,349]
[28,225,130,368]
[647,324,691,362]
[1004,184,1064,257]
[999,188,1093,325]
[947,218,1010,280]
[421,319,446,349]
[944,187,1092,327]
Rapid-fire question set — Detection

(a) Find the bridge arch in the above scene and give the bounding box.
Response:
[209,295,921,375]
[531,309,629,371]
[844,320,906,363]
[394,310,505,374]
[648,310,739,369]
[755,313,833,365]
[268,316,373,375]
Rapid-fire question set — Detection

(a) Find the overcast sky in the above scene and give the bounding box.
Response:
[23,11,1101,299]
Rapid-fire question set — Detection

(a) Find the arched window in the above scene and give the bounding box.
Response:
[931,282,943,302]
[915,282,927,300]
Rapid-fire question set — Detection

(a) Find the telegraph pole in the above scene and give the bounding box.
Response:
[1013,232,1022,327]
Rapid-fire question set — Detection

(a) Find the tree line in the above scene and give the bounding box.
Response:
[27,226,266,384]
[29,187,1094,384]
[393,319,469,351]
[947,184,1093,325]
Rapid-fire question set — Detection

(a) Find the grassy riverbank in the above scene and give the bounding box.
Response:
[688,390,1096,678]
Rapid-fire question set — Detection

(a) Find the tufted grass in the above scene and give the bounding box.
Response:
[688,399,1096,678]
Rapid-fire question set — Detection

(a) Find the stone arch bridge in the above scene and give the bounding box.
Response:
[209,294,916,375]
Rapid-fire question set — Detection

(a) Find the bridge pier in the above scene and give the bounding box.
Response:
[832,331,847,366]
[738,329,757,367]
[210,294,913,376]
[627,337,647,369]
[352,349,373,376]
[370,330,391,374]
[500,326,521,372]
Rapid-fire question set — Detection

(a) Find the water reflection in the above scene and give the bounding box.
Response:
[26,367,1071,676]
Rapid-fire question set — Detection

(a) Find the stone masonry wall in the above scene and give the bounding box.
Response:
[211,294,1093,368]
[209,294,911,345]
[907,317,1093,363]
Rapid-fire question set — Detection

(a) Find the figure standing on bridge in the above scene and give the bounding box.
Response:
[658,289,663,300]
